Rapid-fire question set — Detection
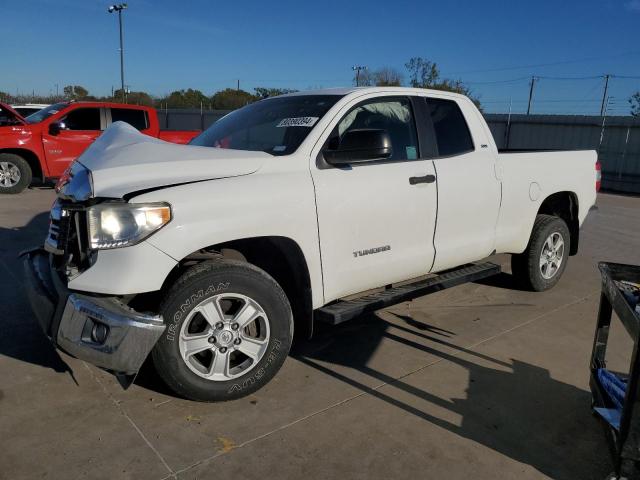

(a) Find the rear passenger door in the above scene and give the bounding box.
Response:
[418,95,501,272]
[108,108,150,133]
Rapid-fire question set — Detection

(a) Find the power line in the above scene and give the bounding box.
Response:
[446,50,640,75]
[537,75,604,80]
[465,76,531,85]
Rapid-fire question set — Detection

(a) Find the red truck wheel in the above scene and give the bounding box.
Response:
[0,153,32,194]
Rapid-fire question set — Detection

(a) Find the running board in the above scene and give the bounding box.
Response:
[315,262,501,326]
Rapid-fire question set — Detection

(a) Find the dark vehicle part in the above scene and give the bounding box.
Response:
[316,262,501,325]
[590,262,640,480]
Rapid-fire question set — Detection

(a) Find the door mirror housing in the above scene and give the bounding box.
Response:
[49,121,66,136]
[324,129,392,165]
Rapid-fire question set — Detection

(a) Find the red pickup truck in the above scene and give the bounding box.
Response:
[0,101,200,194]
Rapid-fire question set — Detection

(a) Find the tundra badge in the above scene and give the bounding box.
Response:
[353,245,391,258]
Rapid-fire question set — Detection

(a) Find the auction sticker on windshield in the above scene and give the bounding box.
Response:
[276,117,319,128]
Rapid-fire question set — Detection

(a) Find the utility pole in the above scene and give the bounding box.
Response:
[237,79,240,91]
[504,97,513,149]
[352,65,367,87]
[526,76,537,115]
[599,96,615,152]
[600,74,611,117]
[108,4,128,103]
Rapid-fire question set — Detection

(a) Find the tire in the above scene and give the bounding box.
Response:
[0,153,32,194]
[511,214,571,292]
[152,259,293,402]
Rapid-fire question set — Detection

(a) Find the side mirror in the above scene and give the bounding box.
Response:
[49,121,66,136]
[324,129,392,165]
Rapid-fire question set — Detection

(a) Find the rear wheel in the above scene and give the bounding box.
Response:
[152,259,293,402]
[0,153,32,194]
[511,214,570,291]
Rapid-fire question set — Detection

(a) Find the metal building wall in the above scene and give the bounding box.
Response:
[485,114,640,193]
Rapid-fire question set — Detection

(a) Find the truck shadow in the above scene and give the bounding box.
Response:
[0,211,613,478]
[0,212,76,380]
[473,271,531,291]
[291,313,612,480]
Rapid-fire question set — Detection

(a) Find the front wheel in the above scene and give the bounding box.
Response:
[152,259,293,402]
[511,214,570,292]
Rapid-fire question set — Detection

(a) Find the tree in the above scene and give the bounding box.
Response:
[63,85,89,100]
[352,67,403,87]
[352,68,374,86]
[254,87,298,99]
[631,92,640,116]
[405,57,439,88]
[0,91,9,102]
[211,88,256,110]
[373,67,403,86]
[404,57,480,108]
[112,89,154,106]
[159,89,209,108]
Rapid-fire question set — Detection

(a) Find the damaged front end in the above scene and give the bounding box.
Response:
[21,162,165,387]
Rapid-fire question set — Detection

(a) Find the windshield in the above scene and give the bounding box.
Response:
[0,105,22,126]
[189,95,342,156]
[25,102,68,124]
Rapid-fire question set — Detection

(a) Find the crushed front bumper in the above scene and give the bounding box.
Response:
[22,248,165,377]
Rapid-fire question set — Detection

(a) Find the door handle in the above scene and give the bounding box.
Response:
[409,174,436,185]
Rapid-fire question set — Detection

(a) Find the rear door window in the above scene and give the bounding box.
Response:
[426,98,474,157]
[62,108,101,131]
[111,108,149,130]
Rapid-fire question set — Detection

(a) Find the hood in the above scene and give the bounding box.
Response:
[77,122,269,198]
[0,102,26,126]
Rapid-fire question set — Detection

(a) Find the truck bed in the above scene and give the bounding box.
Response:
[494,149,598,255]
[157,130,200,144]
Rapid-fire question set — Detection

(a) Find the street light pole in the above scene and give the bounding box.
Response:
[352,65,367,87]
[108,4,128,103]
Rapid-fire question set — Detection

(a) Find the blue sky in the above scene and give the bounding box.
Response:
[2,0,640,114]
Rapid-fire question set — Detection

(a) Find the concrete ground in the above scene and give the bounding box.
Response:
[1,188,639,480]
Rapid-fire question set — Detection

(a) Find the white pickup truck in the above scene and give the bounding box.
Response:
[23,87,599,401]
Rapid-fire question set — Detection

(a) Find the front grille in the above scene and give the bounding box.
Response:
[45,201,72,254]
[45,199,91,275]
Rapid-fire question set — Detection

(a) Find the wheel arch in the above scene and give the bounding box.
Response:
[536,191,579,255]
[0,148,44,182]
[160,235,315,340]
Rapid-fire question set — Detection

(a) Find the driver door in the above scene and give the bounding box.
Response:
[42,107,105,176]
[311,96,438,302]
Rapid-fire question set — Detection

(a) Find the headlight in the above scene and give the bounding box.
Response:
[87,202,171,250]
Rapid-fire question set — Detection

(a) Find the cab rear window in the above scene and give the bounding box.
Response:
[426,98,474,157]
[111,108,149,131]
